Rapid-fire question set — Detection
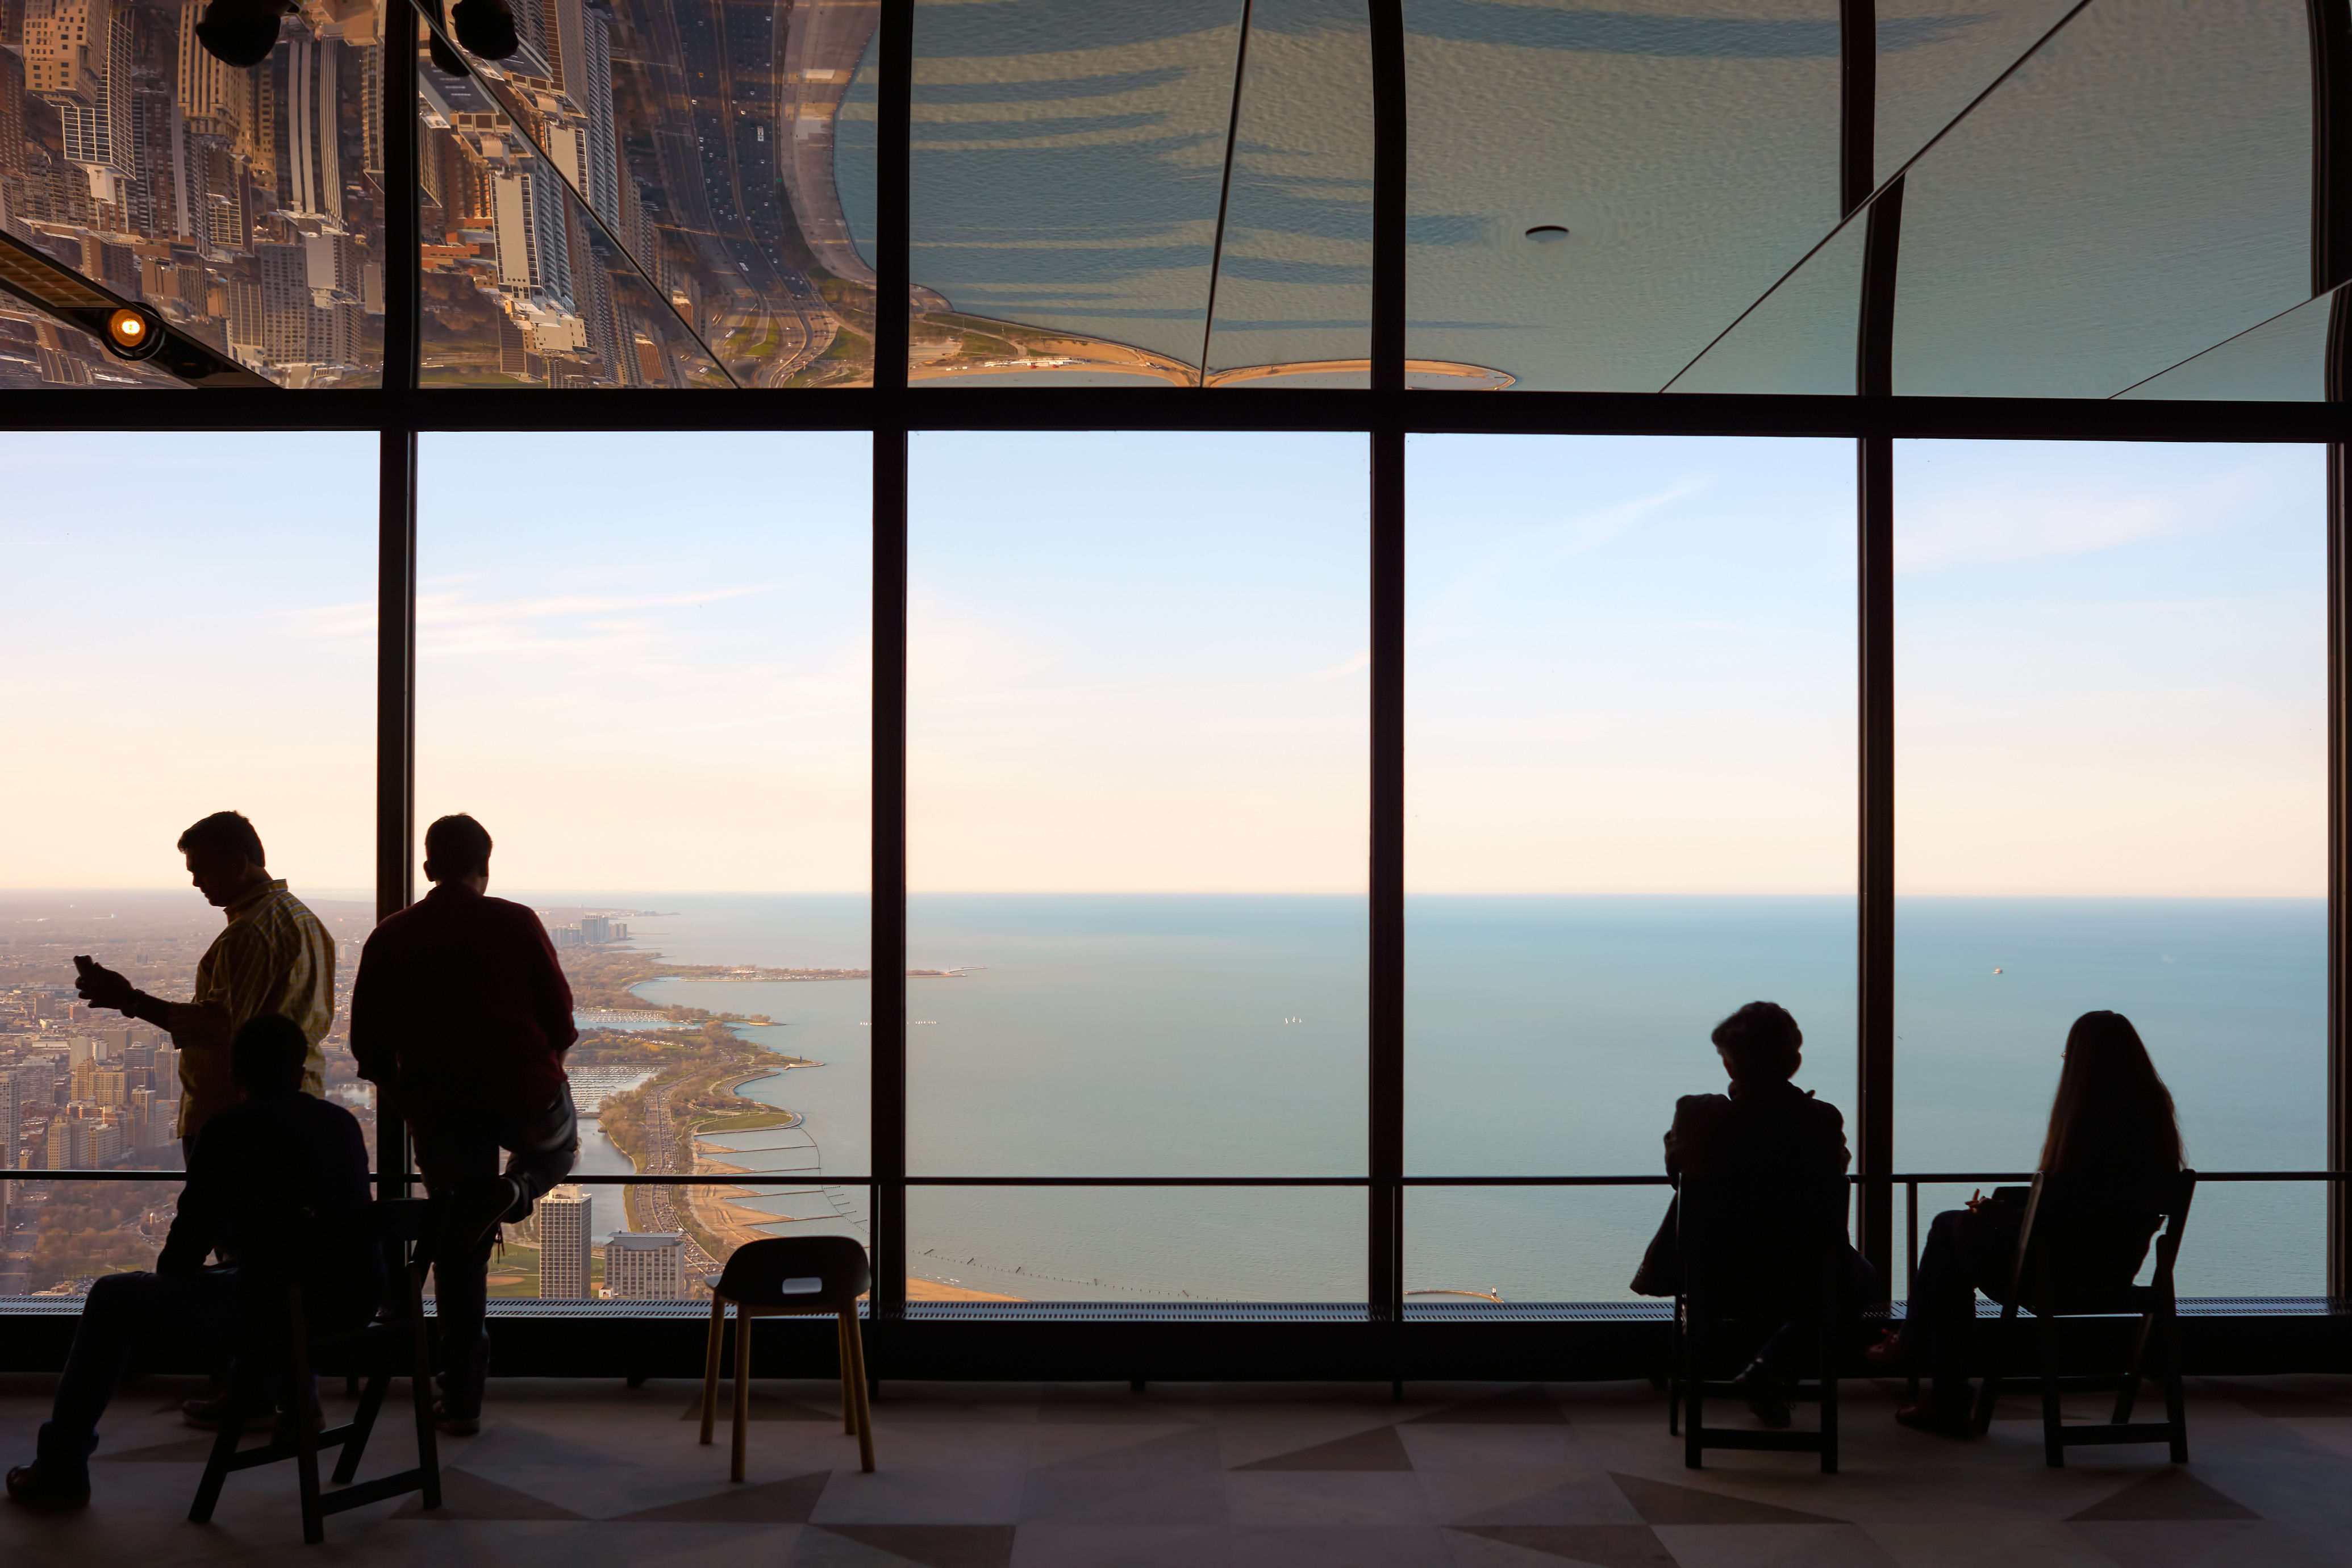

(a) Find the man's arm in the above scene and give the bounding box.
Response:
[348,933,394,1089]
[518,908,577,1057]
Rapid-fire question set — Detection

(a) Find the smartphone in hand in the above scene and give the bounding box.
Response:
[73,954,97,980]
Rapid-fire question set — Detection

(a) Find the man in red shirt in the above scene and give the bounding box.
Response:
[352,814,578,1433]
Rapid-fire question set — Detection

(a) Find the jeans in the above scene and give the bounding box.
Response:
[1901,1207,2020,1402]
[410,1083,579,1417]
[1748,1248,1883,1379]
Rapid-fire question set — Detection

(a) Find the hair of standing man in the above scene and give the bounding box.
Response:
[2038,1010,2184,1175]
[177,810,265,869]
[231,1014,309,1095]
[423,813,495,879]
[1709,1000,1803,1082]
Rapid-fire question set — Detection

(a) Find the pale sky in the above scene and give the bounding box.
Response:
[0,429,2324,896]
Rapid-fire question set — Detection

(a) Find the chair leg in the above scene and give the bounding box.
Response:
[188,1403,245,1524]
[837,1313,856,1436]
[2040,1311,2065,1469]
[732,1307,752,1483]
[2161,1303,2190,1464]
[1820,1321,1839,1475]
[1682,1315,1704,1470]
[407,1274,442,1511]
[2114,1307,2155,1424]
[290,1331,326,1546]
[699,1293,726,1446]
[1973,1300,2018,1434]
[333,1370,388,1486]
[844,1310,875,1474]
[1666,1298,1681,1437]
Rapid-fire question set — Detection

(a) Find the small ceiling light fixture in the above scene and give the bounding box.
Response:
[1524,225,1571,244]
[102,307,164,361]
[451,0,522,60]
[193,0,294,68]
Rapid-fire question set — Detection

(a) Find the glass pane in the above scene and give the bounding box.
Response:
[1406,1187,1674,1305]
[910,0,1246,387]
[1,1180,185,1295]
[1887,1,2312,397]
[910,1187,1363,1302]
[416,432,873,1290]
[417,39,728,387]
[0,432,378,1172]
[1406,436,1858,1186]
[6,2,389,385]
[2116,287,2342,403]
[908,432,1369,1198]
[1404,0,1842,391]
[421,0,868,387]
[1202,0,1371,386]
[1666,214,1866,395]
[1873,0,2079,185]
[1895,440,2326,1295]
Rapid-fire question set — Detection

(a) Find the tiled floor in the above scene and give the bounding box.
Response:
[6,1371,2352,1565]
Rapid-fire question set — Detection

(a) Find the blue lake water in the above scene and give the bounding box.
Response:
[593,893,2325,1302]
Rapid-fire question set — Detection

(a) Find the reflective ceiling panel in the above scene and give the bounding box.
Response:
[1665,212,1865,394]
[2,0,390,386]
[1872,0,2080,185]
[418,32,728,387]
[908,0,1247,387]
[1201,0,1373,387]
[2114,287,2341,403]
[429,0,874,388]
[1403,0,1843,392]
[1888,0,2311,398]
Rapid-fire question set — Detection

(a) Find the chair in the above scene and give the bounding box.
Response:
[698,1235,874,1480]
[1667,1173,1853,1473]
[1972,1169,2196,1466]
[188,1199,443,1544]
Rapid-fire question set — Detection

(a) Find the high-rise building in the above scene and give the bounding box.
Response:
[32,1,133,206]
[492,165,573,306]
[176,2,249,144]
[0,1069,18,1170]
[604,1232,686,1300]
[92,1068,127,1108]
[276,36,340,223]
[537,1185,592,1299]
[581,915,610,945]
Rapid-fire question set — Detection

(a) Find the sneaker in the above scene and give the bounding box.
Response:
[1732,1362,1792,1429]
[1894,1396,1978,1438]
[432,1402,481,1437]
[1862,1329,1905,1371]
[431,1175,523,1267]
[181,1392,240,1431]
[5,1463,89,1510]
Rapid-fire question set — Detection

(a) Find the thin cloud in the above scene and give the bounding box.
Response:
[1896,472,2259,573]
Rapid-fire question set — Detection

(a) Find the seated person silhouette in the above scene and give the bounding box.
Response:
[6,1015,380,1510]
[1632,1000,1873,1425]
[1869,1009,2182,1437]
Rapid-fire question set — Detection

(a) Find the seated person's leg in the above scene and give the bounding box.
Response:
[9,1271,236,1506]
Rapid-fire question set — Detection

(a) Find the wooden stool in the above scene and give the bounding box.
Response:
[697,1236,873,1479]
[188,1199,442,1544]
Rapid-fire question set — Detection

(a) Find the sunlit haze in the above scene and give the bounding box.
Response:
[0,431,2323,896]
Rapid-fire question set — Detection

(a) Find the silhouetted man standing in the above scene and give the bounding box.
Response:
[74,811,336,1160]
[351,813,578,1433]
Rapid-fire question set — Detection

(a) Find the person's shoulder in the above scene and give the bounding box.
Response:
[297,1092,365,1133]
[1671,1091,1732,1122]
[484,896,556,939]
[1794,1087,1845,1127]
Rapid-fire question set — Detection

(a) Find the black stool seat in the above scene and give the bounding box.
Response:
[699,1236,874,1478]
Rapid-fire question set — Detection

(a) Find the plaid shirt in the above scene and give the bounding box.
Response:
[177,878,336,1137]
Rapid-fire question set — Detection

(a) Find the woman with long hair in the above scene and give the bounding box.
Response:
[1873,1010,2183,1436]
